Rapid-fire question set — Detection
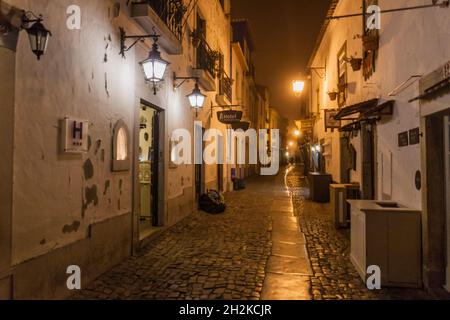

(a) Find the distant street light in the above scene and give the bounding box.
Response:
[292,80,305,95]
[289,141,294,147]
[294,130,301,137]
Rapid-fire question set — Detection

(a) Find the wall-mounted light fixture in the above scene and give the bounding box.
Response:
[173,73,207,115]
[20,11,52,60]
[120,27,169,95]
[292,80,305,95]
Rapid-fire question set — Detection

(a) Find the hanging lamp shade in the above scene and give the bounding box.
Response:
[140,41,169,82]
[187,83,206,109]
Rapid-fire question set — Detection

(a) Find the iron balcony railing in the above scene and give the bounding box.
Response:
[220,71,233,101]
[146,0,185,41]
[196,37,217,79]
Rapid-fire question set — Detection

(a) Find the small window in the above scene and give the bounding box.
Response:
[112,120,131,172]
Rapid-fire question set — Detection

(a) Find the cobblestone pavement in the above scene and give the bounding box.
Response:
[72,166,439,300]
[286,165,435,300]
[72,175,281,300]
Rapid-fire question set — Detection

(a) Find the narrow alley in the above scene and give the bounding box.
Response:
[72,166,433,300]
[2,0,450,306]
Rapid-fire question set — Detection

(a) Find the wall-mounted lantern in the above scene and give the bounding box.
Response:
[119,27,169,94]
[292,80,305,95]
[173,73,207,115]
[1,11,53,60]
[21,12,52,60]
[187,82,206,109]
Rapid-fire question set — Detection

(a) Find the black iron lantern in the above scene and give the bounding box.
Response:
[140,37,170,83]
[120,27,169,95]
[22,13,52,60]
[187,82,206,109]
[26,20,52,60]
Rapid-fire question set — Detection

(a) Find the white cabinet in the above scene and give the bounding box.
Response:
[349,200,422,288]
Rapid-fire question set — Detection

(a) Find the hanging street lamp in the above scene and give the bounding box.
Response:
[173,73,208,116]
[21,12,52,60]
[119,27,170,95]
[187,82,206,109]
[140,36,170,84]
[292,80,305,95]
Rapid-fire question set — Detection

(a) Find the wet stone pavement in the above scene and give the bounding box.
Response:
[72,174,280,300]
[73,166,436,300]
[286,165,434,300]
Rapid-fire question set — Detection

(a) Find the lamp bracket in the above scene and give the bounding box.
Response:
[327,0,449,20]
[119,27,161,58]
[210,103,241,110]
[173,73,200,89]
[309,61,327,79]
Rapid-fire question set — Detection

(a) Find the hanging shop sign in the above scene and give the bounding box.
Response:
[398,131,409,148]
[324,109,341,131]
[217,110,243,124]
[300,119,314,131]
[60,117,89,153]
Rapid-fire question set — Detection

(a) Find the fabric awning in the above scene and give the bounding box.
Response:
[361,100,395,118]
[334,99,395,120]
[333,99,379,120]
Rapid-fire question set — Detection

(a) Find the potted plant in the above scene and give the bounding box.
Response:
[328,91,338,101]
[349,57,363,71]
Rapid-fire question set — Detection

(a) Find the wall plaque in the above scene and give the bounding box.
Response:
[409,128,420,145]
[398,131,409,147]
[60,117,89,154]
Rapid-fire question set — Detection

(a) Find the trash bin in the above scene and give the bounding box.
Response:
[233,178,246,191]
[308,172,332,203]
[330,184,360,228]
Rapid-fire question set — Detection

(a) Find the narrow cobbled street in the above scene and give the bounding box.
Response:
[286,165,435,300]
[72,166,436,300]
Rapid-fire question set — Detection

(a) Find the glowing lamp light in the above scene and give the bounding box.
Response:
[293,80,305,94]
[140,39,169,83]
[294,130,301,136]
[187,83,206,109]
[289,141,294,147]
[285,152,290,158]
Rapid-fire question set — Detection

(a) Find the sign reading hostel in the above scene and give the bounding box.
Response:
[61,117,89,153]
[217,110,243,124]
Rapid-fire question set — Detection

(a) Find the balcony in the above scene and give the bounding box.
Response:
[216,71,232,105]
[131,0,185,55]
[192,37,217,91]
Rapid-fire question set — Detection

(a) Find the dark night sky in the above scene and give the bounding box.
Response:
[231,0,332,120]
